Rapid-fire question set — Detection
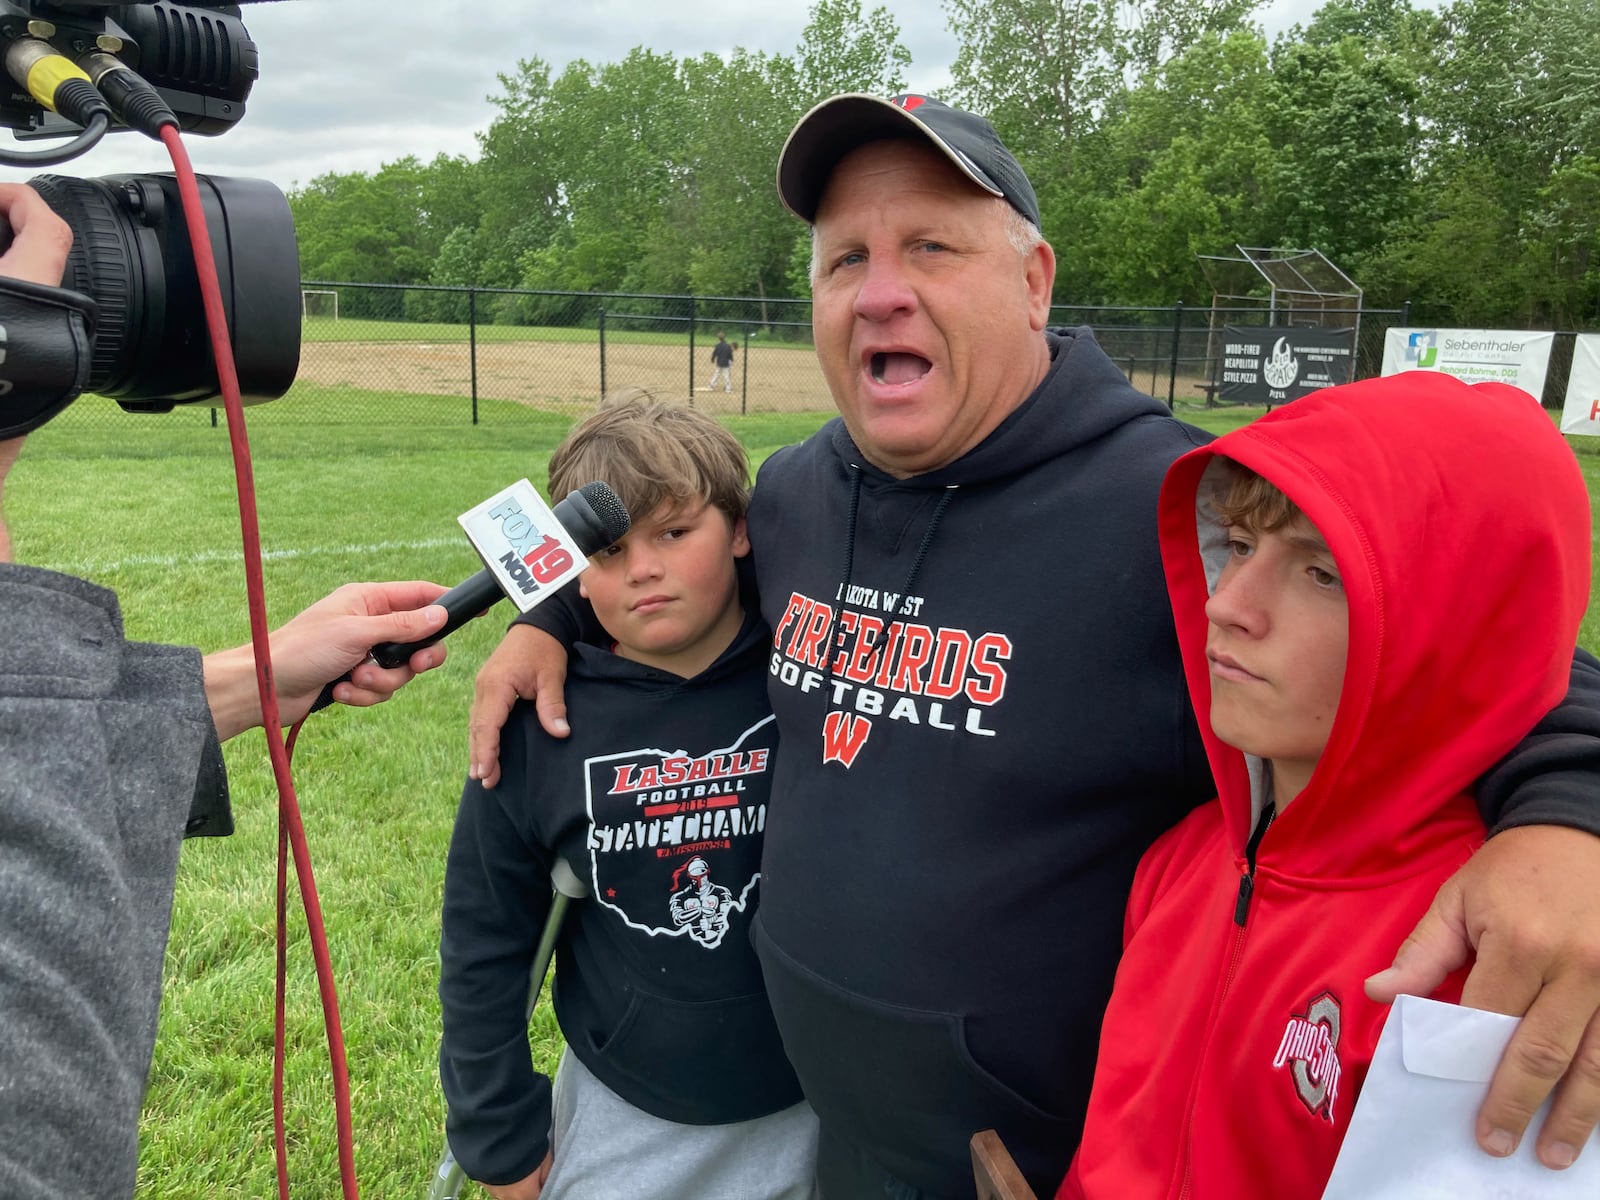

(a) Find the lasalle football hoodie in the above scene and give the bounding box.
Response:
[438,612,801,1187]
[1061,372,1592,1199]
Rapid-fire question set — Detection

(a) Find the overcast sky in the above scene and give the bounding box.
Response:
[0,0,1338,193]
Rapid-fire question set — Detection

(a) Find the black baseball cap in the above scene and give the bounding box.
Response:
[777,92,1041,229]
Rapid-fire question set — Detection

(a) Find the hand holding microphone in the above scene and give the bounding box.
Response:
[206,581,451,737]
[309,481,630,715]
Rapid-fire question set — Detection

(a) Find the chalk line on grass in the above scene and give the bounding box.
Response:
[43,536,466,576]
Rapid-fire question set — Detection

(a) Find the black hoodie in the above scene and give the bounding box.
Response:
[746,327,1215,1196]
[438,612,801,1187]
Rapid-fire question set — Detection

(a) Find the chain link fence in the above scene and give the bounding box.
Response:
[288,284,1418,420]
[290,284,828,424]
[64,281,1583,429]
[1518,330,1585,410]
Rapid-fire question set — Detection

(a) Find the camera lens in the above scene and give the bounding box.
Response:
[28,172,300,408]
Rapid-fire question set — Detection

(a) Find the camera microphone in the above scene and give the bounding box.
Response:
[309,481,631,713]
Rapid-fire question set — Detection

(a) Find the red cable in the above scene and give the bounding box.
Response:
[160,124,361,1199]
[277,721,302,1200]
[275,813,290,1200]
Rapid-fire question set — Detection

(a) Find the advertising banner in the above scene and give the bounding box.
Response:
[1560,335,1600,436]
[1381,328,1554,397]
[1215,325,1356,406]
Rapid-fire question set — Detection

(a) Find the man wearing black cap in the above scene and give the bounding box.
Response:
[470,93,1600,1199]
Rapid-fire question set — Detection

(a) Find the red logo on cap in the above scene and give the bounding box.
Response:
[894,95,927,111]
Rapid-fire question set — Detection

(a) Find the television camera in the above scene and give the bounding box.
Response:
[0,0,299,433]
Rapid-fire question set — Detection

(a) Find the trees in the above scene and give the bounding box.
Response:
[934,0,1598,326]
[1257,16,1422,281]
[456,0,912,319]
[289,0,1593,329]
[1529,158,1600,329]
[288,157,476,317]
[470,57,566,293]
[678,47,806,311]
[795,0,911,106]
[1069,29,1277,305]
[682,1,909,317]
[545,48,696,296]
[1358,0,1600,323]
[941,0,1259,178]
[940,0,1262,302]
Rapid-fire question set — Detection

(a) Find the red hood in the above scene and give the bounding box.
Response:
[1159,374,1591,876]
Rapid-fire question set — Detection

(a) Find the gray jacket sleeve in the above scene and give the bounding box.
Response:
[0,564,229,1198]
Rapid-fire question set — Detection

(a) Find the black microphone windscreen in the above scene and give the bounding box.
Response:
[556,481,631,554]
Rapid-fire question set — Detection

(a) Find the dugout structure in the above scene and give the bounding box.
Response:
[1196,246,1361,404]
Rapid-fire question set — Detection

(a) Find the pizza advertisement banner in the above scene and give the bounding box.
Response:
[1216,325,1356,407]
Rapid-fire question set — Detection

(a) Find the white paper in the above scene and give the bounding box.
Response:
[1322,994,1600,1198]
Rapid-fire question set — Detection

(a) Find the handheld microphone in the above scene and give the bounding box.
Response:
[371,480,630,668]
[309,480,630,713]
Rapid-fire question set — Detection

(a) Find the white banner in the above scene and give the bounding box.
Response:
[1561,334,1600,436]
[1382,328,1555,397]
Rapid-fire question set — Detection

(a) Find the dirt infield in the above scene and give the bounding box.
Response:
[296,338,839,415]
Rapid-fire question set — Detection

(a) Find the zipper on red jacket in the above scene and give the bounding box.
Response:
[1174,801,1280,1199]
[1232,801,1276,926]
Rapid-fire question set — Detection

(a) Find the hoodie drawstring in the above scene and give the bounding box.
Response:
[822,468,957,711]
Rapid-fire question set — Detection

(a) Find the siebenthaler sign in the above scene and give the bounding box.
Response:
[1382,328,1554,398]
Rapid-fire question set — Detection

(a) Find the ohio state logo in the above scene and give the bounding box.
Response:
[1272,990,1344,1121]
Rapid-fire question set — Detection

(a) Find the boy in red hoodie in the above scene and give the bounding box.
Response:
[1060,371,1592,1199]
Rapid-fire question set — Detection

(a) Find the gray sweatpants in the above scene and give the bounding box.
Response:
[541,1047,819,1200]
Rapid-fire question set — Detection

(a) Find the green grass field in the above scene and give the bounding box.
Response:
[7,390,1600,1196]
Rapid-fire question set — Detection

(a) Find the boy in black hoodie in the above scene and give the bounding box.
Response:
[438,394,816,1200]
